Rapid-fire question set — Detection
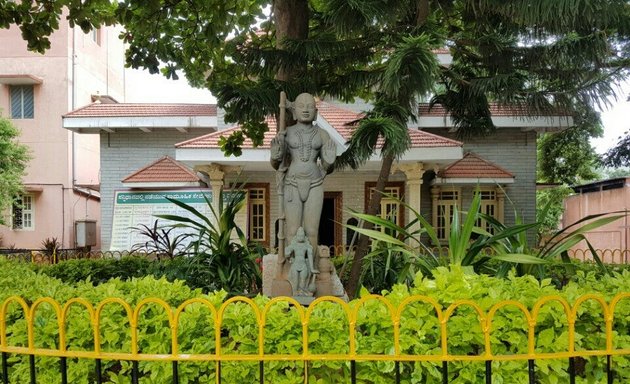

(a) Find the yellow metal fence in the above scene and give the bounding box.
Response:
[0,293,629,383]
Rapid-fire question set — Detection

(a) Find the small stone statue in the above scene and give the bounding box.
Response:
[285,227,319,296]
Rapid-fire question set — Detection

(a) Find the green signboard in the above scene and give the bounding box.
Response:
[110,189,213,251]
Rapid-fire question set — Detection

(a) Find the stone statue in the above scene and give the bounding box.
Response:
[285,227,319,296]
[271,92,336,296]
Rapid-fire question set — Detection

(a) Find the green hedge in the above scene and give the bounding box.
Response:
[1,259,629,383]
[31,256,212,293]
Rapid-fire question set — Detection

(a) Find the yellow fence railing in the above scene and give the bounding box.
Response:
[568,248,630,264]
[0,293,629,383]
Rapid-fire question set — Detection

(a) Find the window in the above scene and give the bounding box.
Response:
[87,27,101,45]
[365,182,404,233]
[10,85,34,119]
[12,195,34,230]
[475,189,499,234]
[380,186,401,230]
[432,187,461,241]
[248,188,267,242]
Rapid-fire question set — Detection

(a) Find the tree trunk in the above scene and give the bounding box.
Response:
[416,0,430,26]
[273,0,309,81]
[345,152,396,298]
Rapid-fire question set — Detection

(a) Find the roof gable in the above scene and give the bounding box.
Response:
[122,156,201,183]
[439,152,514,179]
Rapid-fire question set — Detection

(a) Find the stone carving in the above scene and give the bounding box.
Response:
[271,92,336,296]
[285,227,319,296]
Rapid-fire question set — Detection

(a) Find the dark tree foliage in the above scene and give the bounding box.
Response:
[0,117,30,225]
[537,104,603,185]
[603,130,630,167]
[3,0,630,296]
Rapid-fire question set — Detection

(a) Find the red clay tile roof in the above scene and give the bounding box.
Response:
[176,102,462,149]
[407,129,462,147]
[316,102,363,141]
[418,103,569,117]
[439,152,514,179]
[176,116,278,149]
[122,156,200,183]
[64,103,217,117]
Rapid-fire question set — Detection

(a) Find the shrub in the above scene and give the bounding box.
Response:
[40,237,61,256]
[33,256,155,285]
[33,256,224,294]
[1,260,628,383]
[157,189,262,295]
[130,220,190,259]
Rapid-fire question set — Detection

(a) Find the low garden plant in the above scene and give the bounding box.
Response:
[130,220,190,260]
[344,191,625,292]
[1,259,628,383]
[156,189,262,296]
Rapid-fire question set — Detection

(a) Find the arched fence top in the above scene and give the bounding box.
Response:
[0,292,628,363]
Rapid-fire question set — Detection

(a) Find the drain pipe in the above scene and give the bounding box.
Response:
[71,25,77,186]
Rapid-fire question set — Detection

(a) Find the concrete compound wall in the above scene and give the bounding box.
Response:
[563,180,630,261]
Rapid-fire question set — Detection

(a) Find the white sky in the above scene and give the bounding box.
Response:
[124,68,629,154]
[592,79,630,154]
[124,68,216,104]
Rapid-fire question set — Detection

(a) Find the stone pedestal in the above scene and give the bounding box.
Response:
[262,245,348,301]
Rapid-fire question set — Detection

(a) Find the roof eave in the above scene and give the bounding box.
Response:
[63,116,218,133]
[417,115,573,130]
[122,181,204,189]
[431,177,515,185]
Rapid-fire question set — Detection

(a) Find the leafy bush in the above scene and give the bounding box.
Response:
[545,259,630,289]
[536,185,573,242]
[40,237,61,256]
[130,220,190,259]
[347,190,625,290]
[33,255,233,295]
[157,189,261,295]
[1,259,628,383]
[32,256,155,285]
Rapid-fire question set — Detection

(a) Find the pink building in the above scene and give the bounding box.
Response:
[0,20,125,249]
[563,177,630,263]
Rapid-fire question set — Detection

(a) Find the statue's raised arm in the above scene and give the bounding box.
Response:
[319,130,336,174]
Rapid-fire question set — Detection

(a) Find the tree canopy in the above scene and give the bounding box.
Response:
[0,116,30,226]
[603,129,630,167]
[537,104,603,185]
[3,0,630,295]
[3,1,629,143]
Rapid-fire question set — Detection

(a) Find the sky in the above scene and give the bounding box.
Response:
[592,79,630,154]
[124,68,216,104]
[125,68,629,154]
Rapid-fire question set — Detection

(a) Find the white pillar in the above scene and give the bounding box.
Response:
[398,162,425,234]
[196,164,225,215]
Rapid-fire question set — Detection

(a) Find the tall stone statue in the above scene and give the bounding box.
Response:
[271,92,336,297]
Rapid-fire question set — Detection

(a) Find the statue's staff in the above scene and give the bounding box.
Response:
[276,91,288,269]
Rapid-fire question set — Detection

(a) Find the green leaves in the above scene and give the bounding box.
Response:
[0,116,30,225]
[1,258,630,382]
[381,34,439,104]
[156,189,262,296]
[603,130,630,167]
